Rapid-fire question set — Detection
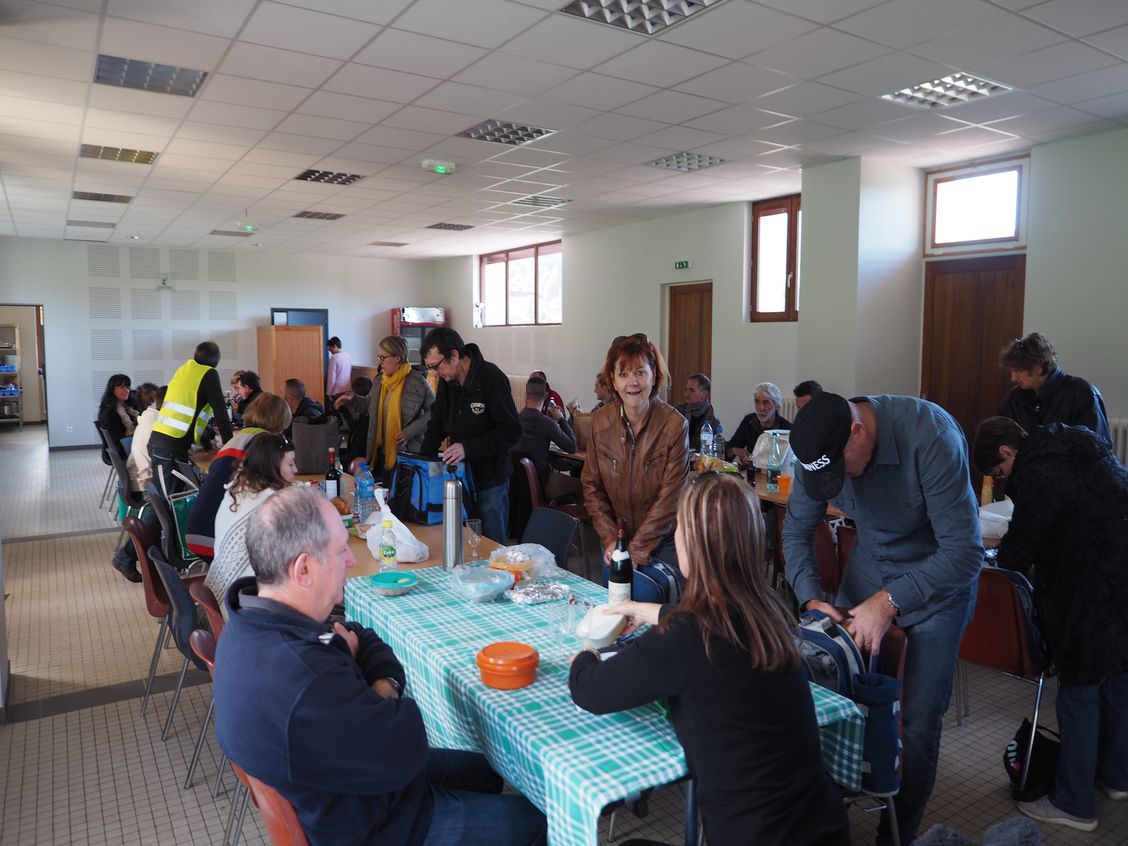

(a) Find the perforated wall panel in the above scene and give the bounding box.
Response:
[169,250,199,280]
[88,287,121,319]
[90,330,123,361]
[209,290,237,321]
[171,330,200,362]
[133,370,164,387]
[211,329,239,359]
[131,330,163,360]
[208,252,236,282]
[92,371,117,405]
[129,247,161,279]
[130,288,162,320]
[170,290,200,320]
[86,244,120,277]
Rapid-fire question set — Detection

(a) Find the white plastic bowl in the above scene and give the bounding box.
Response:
[450,565,513,602]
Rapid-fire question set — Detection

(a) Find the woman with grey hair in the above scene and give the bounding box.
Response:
[726,381,791,464]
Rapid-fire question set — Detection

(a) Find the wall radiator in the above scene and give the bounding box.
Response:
[1112,417,1128,465]
[780,397,798,422]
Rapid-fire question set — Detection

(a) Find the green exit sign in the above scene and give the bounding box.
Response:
[674,260,692,270]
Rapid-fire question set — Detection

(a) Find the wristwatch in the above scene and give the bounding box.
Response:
[885,590,900,615]
[381,677,404,696]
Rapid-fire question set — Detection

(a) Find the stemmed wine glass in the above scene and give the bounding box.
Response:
[464,519,482,562]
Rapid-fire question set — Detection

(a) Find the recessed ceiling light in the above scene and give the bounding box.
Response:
[80,144,159,165]
[294,169,365,185]
[882,72,1011,109]
[368,240,408,247]
[458,119,555,146]
[294,210,346,220]
[511,195,572,208]
[128,234,141,240]
[559,0,723,35]
[427,222,475,231]
[209,229,254,237]
[95,54,207,97]
[66,219,116,228]
[72,191,132,203]
[647,152,725,173]
[252,243,262,247]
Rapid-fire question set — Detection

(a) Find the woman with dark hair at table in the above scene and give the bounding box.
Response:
[205,432,298,613]
[570,473,850,846]
[582,332,688,570]
[97,373,139,455]
[973,416,1128,832]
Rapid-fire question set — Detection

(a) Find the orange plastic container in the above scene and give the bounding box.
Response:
[476,641,539,690]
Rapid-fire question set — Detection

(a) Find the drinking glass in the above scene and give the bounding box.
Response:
[464,518,482,562]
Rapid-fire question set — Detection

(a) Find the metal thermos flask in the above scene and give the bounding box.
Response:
[443,478,463,572]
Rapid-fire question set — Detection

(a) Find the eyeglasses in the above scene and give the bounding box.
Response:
[377,353,398,361]
[424,355,448,372]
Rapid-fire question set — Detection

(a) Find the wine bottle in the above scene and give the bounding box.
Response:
[608,518,633,605]
[325,447,341,499]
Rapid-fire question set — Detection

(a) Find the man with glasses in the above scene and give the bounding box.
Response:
[419,328,521,543]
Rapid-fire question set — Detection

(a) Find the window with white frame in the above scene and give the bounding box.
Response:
[478,240,562,326]
[926,157,1028,256]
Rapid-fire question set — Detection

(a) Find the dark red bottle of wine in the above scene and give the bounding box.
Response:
[324,447,341,499]
[608,518,633,605]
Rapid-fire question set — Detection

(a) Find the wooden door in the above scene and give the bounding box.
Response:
[257,325,324,397]
[667,282,712,401]
[921,255,1025,450]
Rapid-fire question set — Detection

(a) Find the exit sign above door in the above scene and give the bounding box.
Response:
[674,260,692,270]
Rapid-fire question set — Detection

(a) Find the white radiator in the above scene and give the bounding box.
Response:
[780,397,798,422]
[1112,417,1128,464]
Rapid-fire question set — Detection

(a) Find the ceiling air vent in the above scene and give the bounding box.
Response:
[458,119,555,146]
[882,73,1012,109]
[294,169,365,185]
[73,191,133,203]
[368,240,408,247]
[80,145,158,164]
[559,0,723,35]
[95,54,207,97]
[427,223,475,231]
[209,229,255,237]
[646,151,724,173]
[66,220,116,228]
[294,211,346,220]
[511,195,571,208]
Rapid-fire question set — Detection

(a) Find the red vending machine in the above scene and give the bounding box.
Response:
[391,307,447,370]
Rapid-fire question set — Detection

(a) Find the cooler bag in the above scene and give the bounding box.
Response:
[389,452,475,525]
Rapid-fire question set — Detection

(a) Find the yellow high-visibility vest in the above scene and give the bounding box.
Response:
[153,359,214,442]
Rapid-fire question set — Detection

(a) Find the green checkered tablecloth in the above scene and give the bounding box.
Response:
[345,566,863,846]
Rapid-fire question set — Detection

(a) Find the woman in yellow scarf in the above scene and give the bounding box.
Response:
[366,335,435,483]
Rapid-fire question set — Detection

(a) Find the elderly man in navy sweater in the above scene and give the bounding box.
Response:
[213,485,546,846]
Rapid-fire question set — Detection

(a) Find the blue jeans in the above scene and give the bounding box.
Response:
[422,750,546,846]
[1052,672,1128,819]
[879,584,976,845]
[476,483,510,544]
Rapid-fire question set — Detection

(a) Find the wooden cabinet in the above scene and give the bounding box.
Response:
[256,325,323,398]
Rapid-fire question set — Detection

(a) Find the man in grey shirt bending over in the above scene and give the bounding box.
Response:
[783,392,982,846]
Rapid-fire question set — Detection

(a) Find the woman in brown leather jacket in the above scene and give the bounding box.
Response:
[582,333,690,567]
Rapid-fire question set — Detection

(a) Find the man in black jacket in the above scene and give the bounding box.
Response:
[283,378,325,436]
[420,328,521,543]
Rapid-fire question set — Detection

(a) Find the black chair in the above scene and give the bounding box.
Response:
[522,507,579,570]
[144,482,199,572]
[150,546,208,742]
[103,426,145,546]
[94,420,117,510]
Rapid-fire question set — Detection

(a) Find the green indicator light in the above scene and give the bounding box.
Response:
[243,224,255,232]
[434,165,449,174]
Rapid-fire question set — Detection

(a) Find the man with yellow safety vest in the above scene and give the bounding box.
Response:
[149,341,233,496]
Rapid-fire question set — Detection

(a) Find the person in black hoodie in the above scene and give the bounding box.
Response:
[214,485,546,846]
[974,418,1128,833]
[420,328,521,543]
[570,473,850,846]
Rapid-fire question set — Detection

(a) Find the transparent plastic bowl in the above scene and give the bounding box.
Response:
[450,565,513,603]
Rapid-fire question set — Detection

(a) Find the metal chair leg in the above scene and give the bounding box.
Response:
[232,785,251,846]
[606,806,619,842]
[100,467,114,509]
[212,752,229,798]
[161,656,190,741]
[1018,673,1046,792]
[887,796,901,846]
[222,781,245,846]
[684,779,700,846]
[140,616,170,715]
[184,696,215,789]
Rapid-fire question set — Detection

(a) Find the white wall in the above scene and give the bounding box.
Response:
[0,305,43,422]
[0,237,439,447]
[1026,126,1128,418]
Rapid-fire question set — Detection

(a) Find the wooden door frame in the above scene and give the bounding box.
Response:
[664,280,713,404]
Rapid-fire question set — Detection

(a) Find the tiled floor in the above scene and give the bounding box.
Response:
[1,425,1126,845]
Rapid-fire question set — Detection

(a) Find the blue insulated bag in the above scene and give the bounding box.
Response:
[794,611,865,697]
[389,452,475,525]
[600,555,684,604]
[853,655,902,795]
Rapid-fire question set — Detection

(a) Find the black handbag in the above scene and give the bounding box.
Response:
[1004,718,1060,801]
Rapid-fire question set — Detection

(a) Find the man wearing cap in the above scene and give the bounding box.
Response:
[783,392,982,846]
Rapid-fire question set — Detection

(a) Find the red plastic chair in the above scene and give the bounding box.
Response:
[957,567,1047,792]
[518,457,591,569]
[185,583,225,790]
[244,770,309,846]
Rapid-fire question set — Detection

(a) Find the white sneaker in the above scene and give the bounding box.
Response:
[1099,782,1128,800]
[1017,796,1098,832]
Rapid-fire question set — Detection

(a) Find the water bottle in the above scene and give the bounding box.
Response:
[379,520,397,572]
[353,461,376,525]
[766,432,783,494]
[712,424,725,461]
[700,419,714,457]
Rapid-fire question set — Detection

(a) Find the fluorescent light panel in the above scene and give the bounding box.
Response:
[210,229,254,237]
[459,119,555,146]
[66,220,116,228]
[72,191,132,203]
[647,151,724,172]
[80,144,158,165]
[883,72,1012,109]
[427,222,475,231]
[95,54,207,97]
[368,240,408,247]
[294,169,365,186]
[294,211,346,220]
[559,0,723,35]
[511,195,571,208]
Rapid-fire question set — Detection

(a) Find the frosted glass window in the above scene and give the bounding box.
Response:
[756,211,789,313]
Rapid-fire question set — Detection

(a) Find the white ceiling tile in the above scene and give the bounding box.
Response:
[748,27,892,78]
[523,131,615,156]
[152,152,231,172]
[837,0,1006,49]
[187,100,288,130]
[926,125,1018,153]
[1023,0,1128,39]
[908,16,1065,70]
[0,134,76,156]
[753,82,864,117]
[0,34,93,81]
[394,0,547,50]
[500,14,646,69]
[1084,24,1128,60]
[274,113,369,142]
[277,0,413,25]
[353,125,445,149]
[353,29,488,78]
[0,70,87,107]
[978,41,1121,89]
[674,62,795,104]
[633,125,727,153]
[106,0,257,39]
[1026,116,1119,142]
[258,132,342,155]
[574,112,668,141]
[292,92,400,125]
[496,99,599,131]
[454,54,578,97]
[176,122,269,147]
[817,51,953,97]
[0,117,81,142]
[591,142,671,165]
[1029,63,1128,105]
[414,82,527,116]
[324,63,441,103]
[99,17,230,70]
[942,92,1058,124]
[1075,91,1128,120]
[593,41,729,89]
[541,73,658,112]
[0,95,82,124]
[488,146,569,169]
[869,112,974,142]
[382,106,482,135]
[201,75,312,110]
[684,105,790,136]
[659,0,818,60]
[619,90,727,124]
[541,157,622,179]
[238,1,381,59]
[751,119,846,146]
[0,0,99,50]
[164,138,249,160]
[218,42,342,88]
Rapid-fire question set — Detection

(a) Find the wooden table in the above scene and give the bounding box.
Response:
[347,522,500,579]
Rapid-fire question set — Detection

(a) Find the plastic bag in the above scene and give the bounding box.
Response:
[366,489,430,563]
[487,543,562,580]
[751,429,795,470]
